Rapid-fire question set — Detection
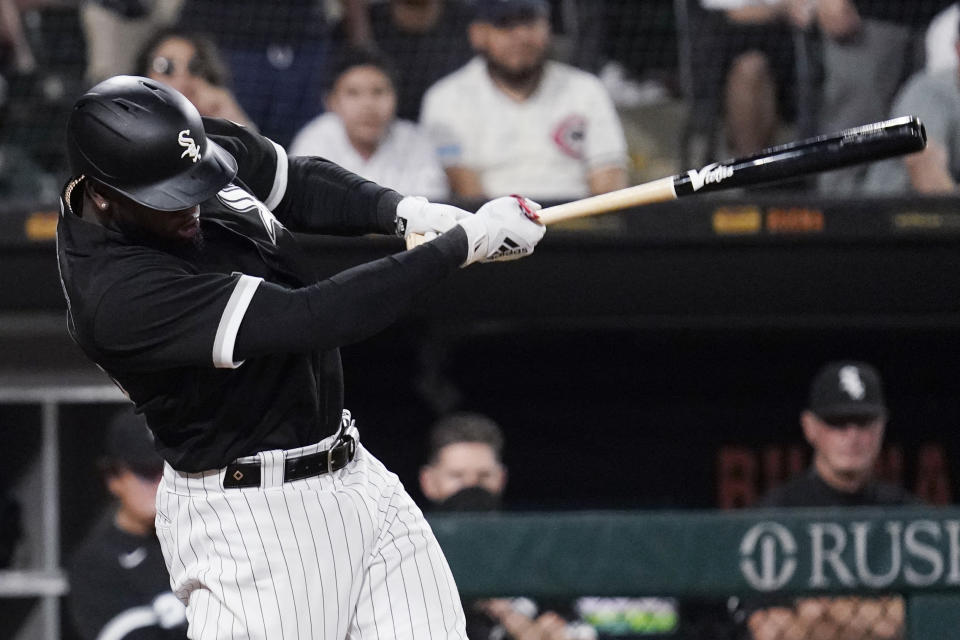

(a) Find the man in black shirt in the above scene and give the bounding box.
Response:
[57,74,545,640]
[746,360,914,640]
[815,0,954,194]
[68,408,187,640]
[369,0,476,122]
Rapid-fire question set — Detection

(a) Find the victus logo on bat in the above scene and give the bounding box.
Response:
[688,163,734,191]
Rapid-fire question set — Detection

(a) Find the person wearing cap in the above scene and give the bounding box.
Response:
[367,0,475,122]
[66,407,187,640]
[743,361,915,640]
[57,74,545,639]
[420,0,629,201]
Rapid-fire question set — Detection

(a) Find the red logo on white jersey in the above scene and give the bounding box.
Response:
[552,115,587,159]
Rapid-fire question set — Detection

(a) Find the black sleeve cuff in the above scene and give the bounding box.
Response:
[377,190,404,236]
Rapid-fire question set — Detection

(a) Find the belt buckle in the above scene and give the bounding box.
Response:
[327,434,355,473]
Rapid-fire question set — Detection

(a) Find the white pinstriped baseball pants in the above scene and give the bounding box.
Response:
[155,421,467,640]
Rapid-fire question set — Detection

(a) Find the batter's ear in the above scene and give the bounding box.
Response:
[85,180,112,212]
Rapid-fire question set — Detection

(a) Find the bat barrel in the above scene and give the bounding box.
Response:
[673,116,927,197]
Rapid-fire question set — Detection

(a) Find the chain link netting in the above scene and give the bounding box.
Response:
[1,0,956,201]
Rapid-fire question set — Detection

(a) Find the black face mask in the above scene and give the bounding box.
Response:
[434,486,503,512]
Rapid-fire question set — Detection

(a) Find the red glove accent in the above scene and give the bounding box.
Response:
[511,194,540,222]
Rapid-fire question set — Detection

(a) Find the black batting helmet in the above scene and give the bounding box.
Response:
[66,75,237,211]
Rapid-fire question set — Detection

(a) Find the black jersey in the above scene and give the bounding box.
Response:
[757,468,918,508]
[68,517,186,640]
[736,468,918,623]
[57,118,467,471]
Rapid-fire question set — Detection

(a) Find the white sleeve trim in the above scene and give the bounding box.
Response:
[264,140,289,210]
[95,606,157,640]
[213,274,263,369]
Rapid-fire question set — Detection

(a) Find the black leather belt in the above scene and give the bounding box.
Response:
[223,435,356,489]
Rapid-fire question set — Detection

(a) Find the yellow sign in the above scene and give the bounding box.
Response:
[712,206,762,235]
[25,211,58,241]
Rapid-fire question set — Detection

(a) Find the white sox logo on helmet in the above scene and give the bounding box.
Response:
[178,130,201,163]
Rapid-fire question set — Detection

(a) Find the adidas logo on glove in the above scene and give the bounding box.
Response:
[457,196,546,266]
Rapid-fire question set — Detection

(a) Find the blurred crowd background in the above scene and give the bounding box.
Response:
[0,0,956,203]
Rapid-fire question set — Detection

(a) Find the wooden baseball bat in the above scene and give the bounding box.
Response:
[406,116,926,248]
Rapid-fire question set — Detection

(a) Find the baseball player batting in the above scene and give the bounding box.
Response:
[57,75,545,640]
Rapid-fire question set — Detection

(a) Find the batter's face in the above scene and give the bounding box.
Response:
[470,16,550,80]
[87,182,201,243]
[327,65,397,154]
[420,442,506,503]
[802,410,885,489]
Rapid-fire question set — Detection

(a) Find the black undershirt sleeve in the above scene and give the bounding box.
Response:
[272,156,402,236]
[204,117,401,236]
[233,226,467,359]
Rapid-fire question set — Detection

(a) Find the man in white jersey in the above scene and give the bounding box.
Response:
[420,0,629,201]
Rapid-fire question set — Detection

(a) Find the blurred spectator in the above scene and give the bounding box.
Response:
[0,0,45,75]
[815,0,954,194]
[925,2,958,74]
[545,0,604,74]
[177,0,370,146]
[420,0,628,201]
[290,46,448,199]
[694,0,812,157]
[135,27,253,127]
[864,20,960,195]
[0,73,58,201]
[420,412,597,640]
[601,0,676,97]
[80,0,184,84]
[743,361,914,640]
[368,0,474,121]
[598,0,675,110]
[67,408,187,640]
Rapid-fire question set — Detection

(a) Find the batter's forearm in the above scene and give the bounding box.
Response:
[276,156,402,235]
[233,228,467,358]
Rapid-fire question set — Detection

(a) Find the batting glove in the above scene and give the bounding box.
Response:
[458,195,545,267]
[395,196,472,242]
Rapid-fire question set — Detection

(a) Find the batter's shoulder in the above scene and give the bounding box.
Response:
[203,116,286,205]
